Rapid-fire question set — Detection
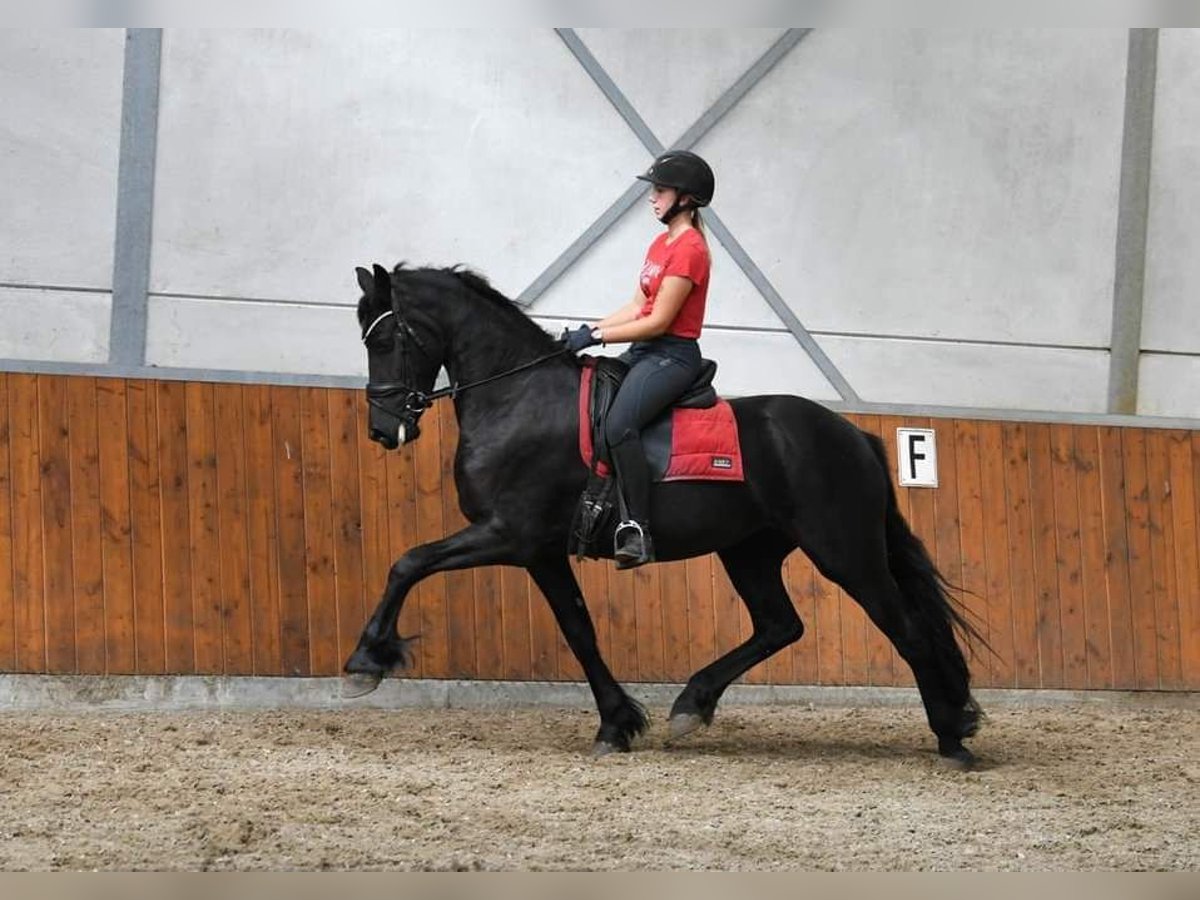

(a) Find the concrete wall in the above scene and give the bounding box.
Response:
[0,29,124,359]
[1142,28,1200,418]
[2,27,1198,423]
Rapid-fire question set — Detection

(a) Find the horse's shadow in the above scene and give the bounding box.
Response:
[503,708,1007,770]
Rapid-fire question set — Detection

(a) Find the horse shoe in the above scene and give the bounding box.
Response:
[340,672,383,699]
[667,713,706,741]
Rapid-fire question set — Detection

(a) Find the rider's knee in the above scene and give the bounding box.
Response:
[606,423,639,449]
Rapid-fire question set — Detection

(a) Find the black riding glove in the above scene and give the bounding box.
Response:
[560,324,602,354]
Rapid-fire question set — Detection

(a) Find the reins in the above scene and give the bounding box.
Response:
[421,346,572,403]
[363,305,571,410]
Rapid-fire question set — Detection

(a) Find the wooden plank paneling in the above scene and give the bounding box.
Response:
[1073,426,1114,689]
[2,373,1197,692]
[1027,423,1064,688]
[1050,425,1087,689]
[1099,426,1137,687]
[685,554,716,680]
[157,381,194,674]
[96,379,136,674]
[473,564,505,680]
[1122,429,1159,689]
[186,383,223,675]
[633,561,666,682]
[39,375,75,673]
[1003,423,1040,687]
[8,375,45,672]
[607,557,638,682]
[499,564,532,680]
[1145,430,1183,689]
[300,387,338,677]
[0,376,15,670]
[126,380,165,674]
[977,421,1014,687]
[67,377,104,674]
[1171,432,1200,687]
[271,385,310,677]
[243,385,282,675]
[214,384,254,674]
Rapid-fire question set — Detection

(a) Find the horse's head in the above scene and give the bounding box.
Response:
[356,263,446,449]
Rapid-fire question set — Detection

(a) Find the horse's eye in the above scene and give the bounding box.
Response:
[362,318,397,352]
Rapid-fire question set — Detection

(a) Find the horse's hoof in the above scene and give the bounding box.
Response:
[591,740,621,759]
[938,748,977,772]
[667,713,705,741]
[340,672,383,699]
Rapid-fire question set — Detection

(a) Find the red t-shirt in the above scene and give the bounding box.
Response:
[636,228,710,339]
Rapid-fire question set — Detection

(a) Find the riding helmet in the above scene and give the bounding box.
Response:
[635,150,715,207]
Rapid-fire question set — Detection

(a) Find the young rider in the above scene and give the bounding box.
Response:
[561,149,714,569]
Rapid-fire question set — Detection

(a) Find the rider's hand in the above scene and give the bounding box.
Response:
[559,324,603,354]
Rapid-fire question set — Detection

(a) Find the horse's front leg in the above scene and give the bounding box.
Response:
[527,555,648,756]
[342,522,514,697]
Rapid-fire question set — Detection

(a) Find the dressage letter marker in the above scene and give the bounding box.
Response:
[897,428,938,488]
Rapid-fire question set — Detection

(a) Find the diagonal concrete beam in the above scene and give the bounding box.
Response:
[523,28,856,399]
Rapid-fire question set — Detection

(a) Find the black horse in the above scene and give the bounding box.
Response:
[346,262,984,768]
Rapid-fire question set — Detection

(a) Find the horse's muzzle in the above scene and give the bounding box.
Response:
[369,419,420,450]
[365,383,428,450]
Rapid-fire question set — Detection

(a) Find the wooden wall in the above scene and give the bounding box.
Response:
[0,373,1196,691]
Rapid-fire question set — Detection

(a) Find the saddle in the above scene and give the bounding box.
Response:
[571,356,743,559]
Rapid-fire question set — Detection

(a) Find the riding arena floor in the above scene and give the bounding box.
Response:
[0,699,1196,871]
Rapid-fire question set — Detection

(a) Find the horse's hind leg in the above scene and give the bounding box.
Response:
[669,532,802,739]
[826,558,978,768]
[528,555,649,756]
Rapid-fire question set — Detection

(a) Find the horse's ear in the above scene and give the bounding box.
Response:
[355,266,372,295]
[372,264,391,302]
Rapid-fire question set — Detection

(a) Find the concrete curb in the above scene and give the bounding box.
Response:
[0,674,1195,713]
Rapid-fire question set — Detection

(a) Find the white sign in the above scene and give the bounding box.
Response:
[897,428,938,487]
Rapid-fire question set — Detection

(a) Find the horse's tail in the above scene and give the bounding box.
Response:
[863,431,986,735]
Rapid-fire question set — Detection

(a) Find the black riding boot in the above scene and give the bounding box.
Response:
[609,435,654,569]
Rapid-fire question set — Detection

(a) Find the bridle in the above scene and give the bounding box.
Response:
[361,304,570,430]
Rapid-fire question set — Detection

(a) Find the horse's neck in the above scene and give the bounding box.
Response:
[441,305,575,423]
[440,301,545,385]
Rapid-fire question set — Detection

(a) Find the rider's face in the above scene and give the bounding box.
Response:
[648,184,678,220]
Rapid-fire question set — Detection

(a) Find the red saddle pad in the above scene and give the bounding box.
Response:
[578,364,744,483]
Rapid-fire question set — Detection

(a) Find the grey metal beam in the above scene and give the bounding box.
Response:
[109,28,162,368]
[701,210,860,402]
[1107,28,1159,415]
[521,28,808,308]
[554,28,664,155]
[672,28,812,149]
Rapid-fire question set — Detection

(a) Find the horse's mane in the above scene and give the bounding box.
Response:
[394,263,559,352]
